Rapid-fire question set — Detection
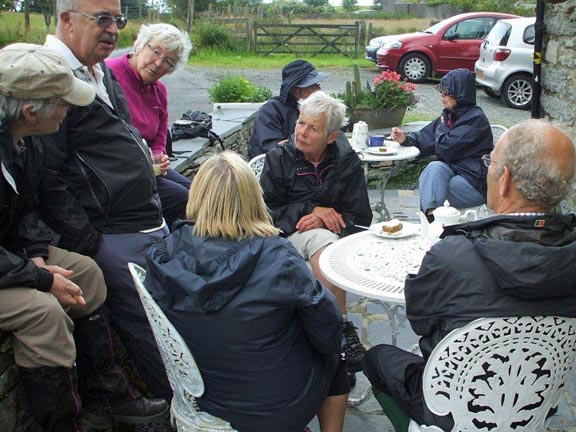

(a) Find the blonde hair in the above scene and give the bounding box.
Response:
[186,151,280,240]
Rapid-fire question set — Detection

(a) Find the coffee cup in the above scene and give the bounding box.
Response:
[367,135,385,147]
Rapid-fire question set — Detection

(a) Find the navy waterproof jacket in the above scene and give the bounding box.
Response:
[406,214,576,360]
[404,69,493,196]
[145,222,343,432]
[260,136,372,237]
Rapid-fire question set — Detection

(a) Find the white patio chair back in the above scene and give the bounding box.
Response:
[409,316,576,432]
[490,124,508,145]
[247,154,266,180]
[128,263,237,432]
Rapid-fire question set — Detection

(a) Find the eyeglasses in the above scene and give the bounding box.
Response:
[70,11,128,29]
[481,154,497,168]
[146,44,176,71]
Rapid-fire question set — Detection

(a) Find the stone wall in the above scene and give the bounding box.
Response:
[541,0,576,133]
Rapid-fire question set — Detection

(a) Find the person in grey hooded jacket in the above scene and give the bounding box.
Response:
[363,119,576,430]
[391,68,493,214]
[145,151,349,432]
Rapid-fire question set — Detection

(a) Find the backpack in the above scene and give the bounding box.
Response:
[170,110,224,149]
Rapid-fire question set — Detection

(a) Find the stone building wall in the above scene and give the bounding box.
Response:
[541,0,576,133]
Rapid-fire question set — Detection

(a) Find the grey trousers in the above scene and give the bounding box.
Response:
[0,246,106,368]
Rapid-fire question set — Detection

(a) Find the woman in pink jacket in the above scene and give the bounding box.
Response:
[106,23,192,229]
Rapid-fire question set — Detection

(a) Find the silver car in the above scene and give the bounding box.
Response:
[475,17,535,110]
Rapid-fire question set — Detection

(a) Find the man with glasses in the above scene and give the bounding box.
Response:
[35,0,172,405]
[363,119,576,430]
[248,60,333,159]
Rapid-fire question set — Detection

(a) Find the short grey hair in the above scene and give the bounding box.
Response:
[0,96,55,122]
[299,91,348,135]
[493,119,575,208]
[133,24,191,71]
[57,0,79,14]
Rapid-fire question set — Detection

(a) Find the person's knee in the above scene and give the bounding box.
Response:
[420,161,451,179]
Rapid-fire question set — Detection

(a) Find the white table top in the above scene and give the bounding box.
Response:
[355,145,420,163]
[319,229,429,304]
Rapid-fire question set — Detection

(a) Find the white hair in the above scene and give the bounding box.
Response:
[133,24,191,72]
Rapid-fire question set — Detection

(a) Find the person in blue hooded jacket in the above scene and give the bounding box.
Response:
[391,68,493,216]
[145,151,349,432]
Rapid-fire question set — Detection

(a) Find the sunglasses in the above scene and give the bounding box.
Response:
[70,11,128,29]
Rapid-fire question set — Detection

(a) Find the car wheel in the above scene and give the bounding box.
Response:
[398,53,431,83]
[501,74,533,110]
[483,88,499,98]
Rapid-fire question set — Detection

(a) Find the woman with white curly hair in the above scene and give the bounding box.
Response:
[106,23,192,229]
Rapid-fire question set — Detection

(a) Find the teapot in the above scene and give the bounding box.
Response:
[350,121,369,150]
[417,200,478,242]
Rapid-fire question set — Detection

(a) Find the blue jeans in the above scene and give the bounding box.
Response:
[419,161,485,211]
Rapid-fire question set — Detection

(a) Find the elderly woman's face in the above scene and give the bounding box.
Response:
[440,92,457,110]
[295,109,338,163]
[131,39,177,84]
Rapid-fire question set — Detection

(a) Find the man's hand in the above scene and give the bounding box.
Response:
[31,258,86,310]
[296,214,324,233]
[311,207,346,234]
[50,274,86,310]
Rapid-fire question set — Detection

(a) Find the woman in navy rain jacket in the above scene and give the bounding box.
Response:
[391,68,493,214]
[145,151,348,432]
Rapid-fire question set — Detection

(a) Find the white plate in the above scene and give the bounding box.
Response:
[364,147,398,156]
[369,221,420,239]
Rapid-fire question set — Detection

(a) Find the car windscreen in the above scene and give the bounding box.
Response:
[486,21,511,46]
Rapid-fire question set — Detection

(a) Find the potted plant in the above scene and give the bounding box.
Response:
[209,75,272,112]
[339,65,418,129]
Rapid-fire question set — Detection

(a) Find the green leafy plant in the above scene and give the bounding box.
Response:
[208,75,272,103]
[339,64,418,110]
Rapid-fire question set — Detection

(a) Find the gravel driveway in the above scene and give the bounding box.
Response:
[163,64,531,128]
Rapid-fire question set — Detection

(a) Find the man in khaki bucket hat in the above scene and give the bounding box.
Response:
[0,43,169,431]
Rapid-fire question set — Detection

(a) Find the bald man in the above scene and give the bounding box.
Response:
[363,119,576,430]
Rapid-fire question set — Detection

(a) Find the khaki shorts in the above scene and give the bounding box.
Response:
[287,228,339,260]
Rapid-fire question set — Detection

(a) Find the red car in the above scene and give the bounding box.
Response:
[376,12,519,83]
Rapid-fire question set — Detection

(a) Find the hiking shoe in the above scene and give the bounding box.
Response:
[343,321,366,373]
[83,396,169,426]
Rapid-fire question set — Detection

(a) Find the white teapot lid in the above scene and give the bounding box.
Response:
[433,200,460,218]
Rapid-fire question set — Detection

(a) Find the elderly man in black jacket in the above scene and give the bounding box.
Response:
[0,43,168,432]
[261,91,372,378]
[364,119,576,430]
[34,0,171,401]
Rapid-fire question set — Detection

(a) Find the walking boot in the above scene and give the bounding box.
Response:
[73,307,169,427]
[342,321,367,373]
[20,366,82,432]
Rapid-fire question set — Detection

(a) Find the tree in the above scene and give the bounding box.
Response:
[302,0,328,7]
[342,0,357,11]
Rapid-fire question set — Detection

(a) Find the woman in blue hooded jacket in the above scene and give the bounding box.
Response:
[391,69,493,215]
[145,151,349,432]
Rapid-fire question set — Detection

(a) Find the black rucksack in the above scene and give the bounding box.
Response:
[170,110,224,149]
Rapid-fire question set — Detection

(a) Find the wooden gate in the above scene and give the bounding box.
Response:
[253,22,364,57]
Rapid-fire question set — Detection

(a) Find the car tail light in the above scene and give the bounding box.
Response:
[494,48,511,62]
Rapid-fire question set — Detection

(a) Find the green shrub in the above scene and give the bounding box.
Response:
[194,21,233,50]
[208,75,272,103]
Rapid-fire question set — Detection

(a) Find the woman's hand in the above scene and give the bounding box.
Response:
[391,127,406,144]
[159,154,170,176]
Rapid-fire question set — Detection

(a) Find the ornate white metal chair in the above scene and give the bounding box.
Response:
[490,124,508,145]
[247,154,266,180]
[408,316,576,432]
[127,263,237,432]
